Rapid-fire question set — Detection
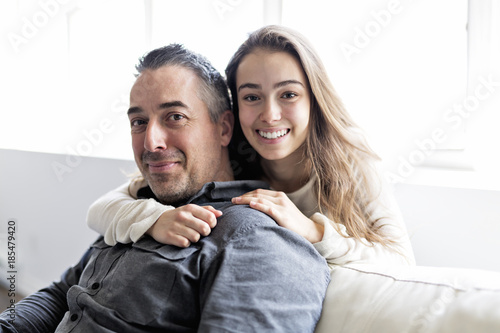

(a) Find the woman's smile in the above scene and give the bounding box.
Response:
[256,128,290,140]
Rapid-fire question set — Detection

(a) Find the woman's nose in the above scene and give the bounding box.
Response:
[260,100,281,123]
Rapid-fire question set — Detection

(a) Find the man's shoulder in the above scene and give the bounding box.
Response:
[125,204,279,262]
[207,203,304,249]
[218,203,276,228]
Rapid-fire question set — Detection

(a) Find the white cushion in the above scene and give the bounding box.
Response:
[315,264,500,333]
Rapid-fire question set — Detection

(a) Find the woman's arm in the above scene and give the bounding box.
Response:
[87,181,222,247]
[86,182,171,245]
[311,212,415,267]
[311,176,415,267]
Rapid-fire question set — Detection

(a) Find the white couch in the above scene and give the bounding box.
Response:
[315,264,500,332]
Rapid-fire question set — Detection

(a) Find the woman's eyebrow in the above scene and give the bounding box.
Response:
[238,83,261,92]
[274,80,304,89]
[238,80,304,92]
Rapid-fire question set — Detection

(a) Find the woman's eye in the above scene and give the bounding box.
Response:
[282,92,297,99]
[243,95,260,102]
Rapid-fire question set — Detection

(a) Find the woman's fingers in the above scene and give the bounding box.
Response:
[150,204,222,247]
[248,200,280,220]
[177,205,220,236]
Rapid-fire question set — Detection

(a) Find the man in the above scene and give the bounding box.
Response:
[0,44,329,332]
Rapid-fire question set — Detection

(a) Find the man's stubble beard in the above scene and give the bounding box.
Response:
[140,149,199,205]
[140,146,228,206]
[146,172,200,206]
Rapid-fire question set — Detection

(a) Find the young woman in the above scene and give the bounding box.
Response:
[87,25,414,267]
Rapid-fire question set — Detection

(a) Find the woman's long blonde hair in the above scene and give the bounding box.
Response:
[226,25,390,245]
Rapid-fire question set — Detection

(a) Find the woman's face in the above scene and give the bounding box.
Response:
[235,49,311,162]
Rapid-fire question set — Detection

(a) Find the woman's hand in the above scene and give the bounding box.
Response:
[147,204,222,248]
[232,189,324,243]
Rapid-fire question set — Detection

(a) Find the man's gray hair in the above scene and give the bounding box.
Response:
[136,44,231,122]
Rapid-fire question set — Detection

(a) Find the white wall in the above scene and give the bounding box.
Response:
[0,149,136,296]
[395,182,500,272]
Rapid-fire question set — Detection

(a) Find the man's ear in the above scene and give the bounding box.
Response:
[219,110,234,147]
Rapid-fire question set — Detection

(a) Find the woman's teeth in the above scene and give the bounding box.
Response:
[258,129,288,139]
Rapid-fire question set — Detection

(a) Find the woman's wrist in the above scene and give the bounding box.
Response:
[306,220,324,244]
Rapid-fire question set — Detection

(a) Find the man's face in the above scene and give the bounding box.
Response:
[128,65,233,204]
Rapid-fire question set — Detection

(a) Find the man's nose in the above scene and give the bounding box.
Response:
[144,121,167,152]
[259,100,281,123]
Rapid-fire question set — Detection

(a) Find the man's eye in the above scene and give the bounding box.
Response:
[169,114,186,121]
[131,119,147,127]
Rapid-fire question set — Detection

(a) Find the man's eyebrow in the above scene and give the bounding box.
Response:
[127,106,142,116]
[159,101,188,110]
[237,80,305,92]
[127,101,188,116]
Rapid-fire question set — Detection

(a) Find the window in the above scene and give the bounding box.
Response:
[4,0,499,191]
[382,0,500,190]
[463,0,500,180]
[282,0,469,186]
